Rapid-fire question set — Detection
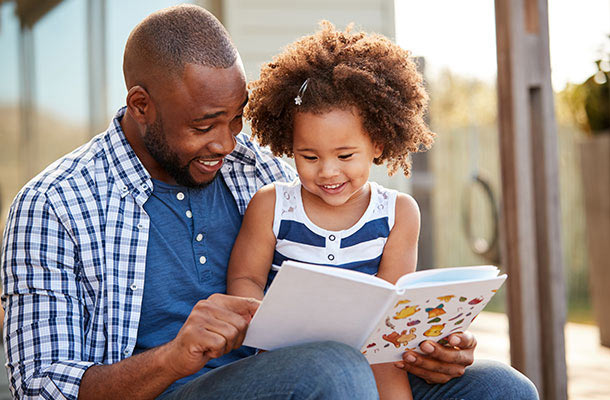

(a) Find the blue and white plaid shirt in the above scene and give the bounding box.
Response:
[1,107,296,400]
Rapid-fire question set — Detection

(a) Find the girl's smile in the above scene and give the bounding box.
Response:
[292,108,383,210]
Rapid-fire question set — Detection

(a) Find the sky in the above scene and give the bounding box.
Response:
[0,0,608,124]
[395,0,610,90]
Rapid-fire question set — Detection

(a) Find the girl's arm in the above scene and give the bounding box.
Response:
[227,184,277,300]
[376,193,421,283]
[373,193,421,400]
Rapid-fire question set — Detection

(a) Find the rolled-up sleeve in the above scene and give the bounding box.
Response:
[2,187,95,400]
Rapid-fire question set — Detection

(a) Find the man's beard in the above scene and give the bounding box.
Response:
[142,117,217,189]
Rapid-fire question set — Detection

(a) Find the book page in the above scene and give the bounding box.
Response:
[395,265,500,289]
[244,261,395,351]
[361,275,506,364]
[288,260,395,289]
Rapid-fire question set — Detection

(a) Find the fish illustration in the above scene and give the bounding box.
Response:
[468,297,483,305]
[394,305,420,320]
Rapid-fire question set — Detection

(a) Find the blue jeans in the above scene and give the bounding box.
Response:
[409,359,539,399]
[159,342,538,400]
[158,341,378,399]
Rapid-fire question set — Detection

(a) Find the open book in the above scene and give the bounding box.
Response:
[244,261,506,364]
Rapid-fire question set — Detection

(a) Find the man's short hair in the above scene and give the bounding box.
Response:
[123,4,238,89]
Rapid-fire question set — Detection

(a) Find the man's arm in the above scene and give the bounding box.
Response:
[1,187,259,399]
[79,294,259,400]
[2,188,94,400]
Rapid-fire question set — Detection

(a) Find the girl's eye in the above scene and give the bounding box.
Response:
[302,155,318,161]
[338,153,354,160]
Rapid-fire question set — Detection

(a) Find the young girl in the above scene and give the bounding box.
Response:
[227,22,435,400]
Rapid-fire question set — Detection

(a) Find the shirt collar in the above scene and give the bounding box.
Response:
[225,133,257,166]
[102,107,153,205]
[101,107,257,205]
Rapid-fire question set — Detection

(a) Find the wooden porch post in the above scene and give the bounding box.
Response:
[494,1,567,399]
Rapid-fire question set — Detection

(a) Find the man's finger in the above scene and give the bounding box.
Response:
[208,293,261,318]
[187,300,252,354]
[198,329,231,359]
[192,299,250,329]
[192,297,257,333]
[400,360,462,384]
[418,340,474,366]
[400,351,466,384]
[448,331,477,350]
[402,350,466,377]
[199,318,242,354]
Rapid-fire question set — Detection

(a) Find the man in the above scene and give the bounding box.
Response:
[1,4,537,400]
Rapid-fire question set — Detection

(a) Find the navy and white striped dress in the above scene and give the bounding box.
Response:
[269,179,398,282]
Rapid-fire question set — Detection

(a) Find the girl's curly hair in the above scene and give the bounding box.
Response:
[245,21,435,176]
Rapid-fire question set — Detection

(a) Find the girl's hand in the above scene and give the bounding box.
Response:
[393,331,476,384]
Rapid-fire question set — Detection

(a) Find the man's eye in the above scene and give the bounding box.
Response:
[231,116,243,128]
[338,153,353,160]
[194,126,213,133]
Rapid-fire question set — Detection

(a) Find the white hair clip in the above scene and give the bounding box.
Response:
[294,78,310,105]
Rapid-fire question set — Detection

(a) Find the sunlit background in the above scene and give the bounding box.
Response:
[0,1,609,397]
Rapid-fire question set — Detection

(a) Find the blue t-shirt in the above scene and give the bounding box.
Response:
[136,176,254,393]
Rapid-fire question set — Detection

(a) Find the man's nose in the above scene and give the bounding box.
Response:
[208,128,236,155]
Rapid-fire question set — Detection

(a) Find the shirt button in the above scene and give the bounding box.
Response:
[329,235,336,241]
[328,254,335,261]
[177,192,185,200]
[199,256,207,264]
[196,233,204,242]
[141,183,148,190]
[130,283,138,291]
[123,348,130,356]
[186,210,193,218]
[121,185,128,192]
[137,222,144,230]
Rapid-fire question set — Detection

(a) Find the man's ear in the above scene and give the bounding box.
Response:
[126,85,156,125]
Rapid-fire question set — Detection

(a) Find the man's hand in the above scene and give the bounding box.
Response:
[394,331,476,384]
[162,294,260,380]
[79,294,259,399]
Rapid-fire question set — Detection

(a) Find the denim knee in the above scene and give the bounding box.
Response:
[463,360,539,400]
[287,341,378,399]
[160,341,379,400]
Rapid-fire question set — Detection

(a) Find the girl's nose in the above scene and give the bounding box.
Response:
[319,160,339,178]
